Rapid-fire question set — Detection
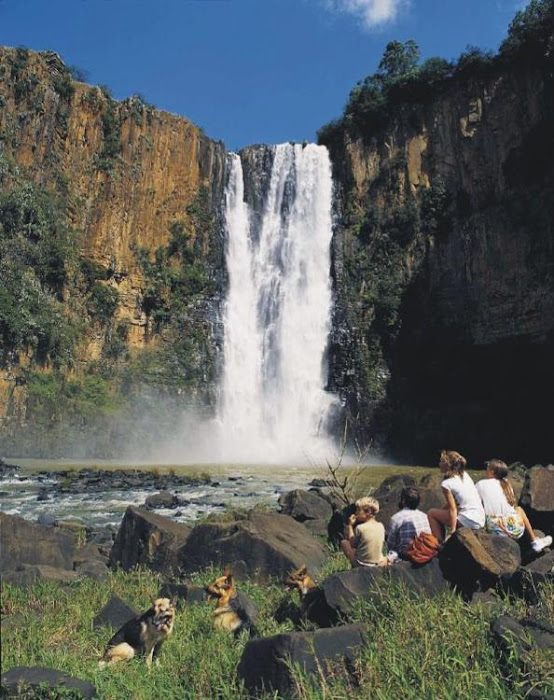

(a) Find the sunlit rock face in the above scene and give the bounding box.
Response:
[323,62,554,463]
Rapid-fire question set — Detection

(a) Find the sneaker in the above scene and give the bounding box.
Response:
[531,535,553,553]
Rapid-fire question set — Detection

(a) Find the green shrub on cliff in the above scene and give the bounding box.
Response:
[0,181,83,367]
[25,370,123,424]
[86,282,119,324]
[0,182,77,295]
[318,0,553,145]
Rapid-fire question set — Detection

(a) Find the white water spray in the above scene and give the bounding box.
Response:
[217,143,338,463]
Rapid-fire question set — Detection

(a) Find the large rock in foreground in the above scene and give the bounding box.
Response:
[502,550,554,604]
[237,624,366,697]
[109,506,191,574]
[0,513,76,573]
[93,596,138,630]
[316,558,449,624]
[491,616,554,699]
[519,465,554,536]
[177,513,328,580]
[439,528,521,596]
[1,666,96,699]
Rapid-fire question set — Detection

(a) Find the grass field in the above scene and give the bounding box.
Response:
[2,552,552,700]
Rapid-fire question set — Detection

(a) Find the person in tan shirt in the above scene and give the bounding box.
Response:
[341,496,388,567]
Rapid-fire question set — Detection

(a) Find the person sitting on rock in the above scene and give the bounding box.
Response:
[476,459,552,553]
[427,450,485,543]
[341,496,388,567]
[387,487,432,560]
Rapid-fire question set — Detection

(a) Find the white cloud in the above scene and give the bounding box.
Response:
[324,0,409,29]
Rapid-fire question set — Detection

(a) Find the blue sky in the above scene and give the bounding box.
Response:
[0,0,525,150]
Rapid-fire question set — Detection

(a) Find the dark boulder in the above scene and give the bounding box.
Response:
[74,559,109,582]
[520,465,554,536]
[278,489,333,523]
[501,550,554,604]
[93,596,138,630]
[158,582,208,609]
[373,473,417,498]
[418,472,445,490]
[177,512,328,580]
[145,491,179,510]
[469,590,503,610]
[237,624,366,697]
[491,615,554,699]
[439,528,521,596]
[0,666,96,699]
[316,558,449,625]
[73,542,108,566]
[0,513,76,573]
[109,506,191,574]
[302,518,329,536]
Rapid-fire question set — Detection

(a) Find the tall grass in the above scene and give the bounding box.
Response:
[1,562,552,699]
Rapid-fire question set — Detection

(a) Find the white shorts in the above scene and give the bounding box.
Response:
[457,513,484,530]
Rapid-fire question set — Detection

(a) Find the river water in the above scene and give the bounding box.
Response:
[0,459,319,529]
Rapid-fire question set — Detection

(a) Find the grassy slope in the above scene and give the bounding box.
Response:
[2,554,552,700]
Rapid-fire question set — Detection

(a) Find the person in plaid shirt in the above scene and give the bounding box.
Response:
[387,487,431,559]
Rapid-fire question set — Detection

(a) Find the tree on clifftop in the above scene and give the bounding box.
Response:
[378,40,420,79]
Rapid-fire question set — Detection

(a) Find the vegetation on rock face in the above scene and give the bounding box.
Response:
[0,46,223,455]
[1,564,551,699]
[0,164,81,368]
[128,187,220,392]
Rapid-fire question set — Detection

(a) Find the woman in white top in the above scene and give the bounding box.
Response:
[427,450,485,543]
[476,459,551,553]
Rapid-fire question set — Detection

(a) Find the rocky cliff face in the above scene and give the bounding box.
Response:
[0,47,226,455]
[2,44,553,464]
[323,62,554,464]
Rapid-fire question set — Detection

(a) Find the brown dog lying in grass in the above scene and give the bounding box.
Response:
[99,597,177,668]
[205,568,258,637]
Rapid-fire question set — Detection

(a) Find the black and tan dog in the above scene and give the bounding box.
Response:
[284,565,320,616]
[205,568,258,637]
[99,597,177,668]
[283,565,331,627]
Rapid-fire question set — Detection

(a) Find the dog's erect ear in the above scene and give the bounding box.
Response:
[170,596,178,609]
[223,566,233,578]
[298,565,308,576]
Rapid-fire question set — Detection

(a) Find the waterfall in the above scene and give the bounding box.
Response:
[217,143,338,463]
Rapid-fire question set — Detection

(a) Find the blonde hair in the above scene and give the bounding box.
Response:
[486,459,517,507]
[355,496,379,515]
[440,450,467,476]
